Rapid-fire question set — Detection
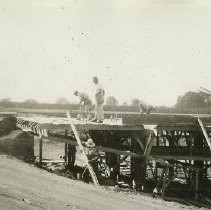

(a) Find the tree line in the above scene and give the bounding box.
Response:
[0,96,143,107]
[175,91,211,109]
[1,90,211,111]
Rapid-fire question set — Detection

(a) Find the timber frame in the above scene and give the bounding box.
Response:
[16,112,211,202]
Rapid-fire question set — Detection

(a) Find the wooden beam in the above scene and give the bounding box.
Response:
[66,111,99,186]
[43,136,77,145]
[198,118,211,150]
[47,123,145,131]
[97,146,142,158]
[42,160,65,163]
[43,135,143,158]
[144,132,154,158]
[157,124,200,132]
[150,155,211,161]
[122,113,197,125]
[42,135,211,161]
[134,136,145,152]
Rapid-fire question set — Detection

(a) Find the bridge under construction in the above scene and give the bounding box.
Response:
[2,111,211,206]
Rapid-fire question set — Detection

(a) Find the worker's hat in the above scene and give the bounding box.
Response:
[85,138,95,147]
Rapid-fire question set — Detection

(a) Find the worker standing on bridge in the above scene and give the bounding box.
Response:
[91,76,105,123]
[139,103,155,115]
[74,91,92,119]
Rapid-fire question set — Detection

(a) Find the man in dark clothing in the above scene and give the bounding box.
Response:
[82,138,101,182]
[67,144,76,169]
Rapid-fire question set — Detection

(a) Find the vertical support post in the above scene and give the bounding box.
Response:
[64,144,68,163]
[130,136,134,187]
[162,166,169,198]
[193,131,204,199]
[153,164,166,195]
[154,135,160,181]
[64,129,68,163]
[167,131,175,179]
[105,131,119,183]
[195,168,199,201]
[32,134,35,161]
[131,131,146,191]
[39,134,43,164]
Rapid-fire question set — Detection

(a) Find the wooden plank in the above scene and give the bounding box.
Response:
[66,111,99,186]
[17,114,211,132]
[157,124,200,132]
[97,146,142,158]
[150,155,211,161]
[150,146,211,157]
[42,160,65,163]
[122,113,197,125]
[144,132,154,158]
[17,117,144,131]
[47,123,144,131]
[198,118,211,150]
[134,136,145,152]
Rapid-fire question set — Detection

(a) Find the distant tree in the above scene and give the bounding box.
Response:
[24,99,38,104]
[205,98,211,107]
[131,98,141,107]
[0,97,11,103]
[175,91,205,108]
[0,97,11,107]
[176,95,182,106]
[56,97,70,104]
[123,102,128,106]
[106,96,118,106]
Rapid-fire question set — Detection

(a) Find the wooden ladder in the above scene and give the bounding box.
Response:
[66,111,99,186]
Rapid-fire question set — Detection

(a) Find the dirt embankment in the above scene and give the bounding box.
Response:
[0,155,204,210]
[0,117,16,136]
[0,129,34,161]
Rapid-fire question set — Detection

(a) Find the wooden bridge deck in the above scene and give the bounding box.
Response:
[16,116,144,132]
[13,112,211,161]
[16,111,211,133]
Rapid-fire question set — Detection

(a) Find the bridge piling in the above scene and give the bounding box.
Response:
[39,134,43,165]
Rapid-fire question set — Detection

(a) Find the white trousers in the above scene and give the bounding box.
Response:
[94,103,104,121]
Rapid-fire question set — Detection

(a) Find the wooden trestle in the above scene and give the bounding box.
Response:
[16,112,211,201]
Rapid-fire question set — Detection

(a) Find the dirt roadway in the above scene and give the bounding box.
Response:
[0,155,204,210]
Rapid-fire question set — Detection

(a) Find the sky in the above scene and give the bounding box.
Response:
[0,0,211,106]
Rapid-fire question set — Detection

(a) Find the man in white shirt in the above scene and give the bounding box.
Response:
[74,91,92,119]
[91,76,105,123]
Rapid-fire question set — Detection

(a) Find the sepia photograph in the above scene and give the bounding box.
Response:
[0,0,211,209]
